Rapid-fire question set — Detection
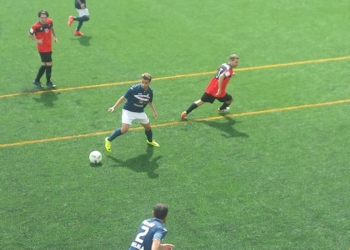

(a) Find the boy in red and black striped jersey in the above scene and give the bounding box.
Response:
[28,10,58,88]
[181,54,240,119]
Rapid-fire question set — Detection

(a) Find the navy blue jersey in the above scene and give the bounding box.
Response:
[75,0,86,9]
[123,84,153,113]
[129,218,168,250]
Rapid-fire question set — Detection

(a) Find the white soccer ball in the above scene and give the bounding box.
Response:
[89,150,102,164]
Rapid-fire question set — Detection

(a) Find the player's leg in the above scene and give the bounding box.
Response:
[73,9,89,36]
[105,110,132,152]
[108,123,130,141]
[44,52,56,88]
[33,53,47,88]
[68,9,89,27]
[142,123,160,147]
[139,113,160,147]
[68,15,89,27]
[105,123,129,152]
[74,16,88,35]
[181,92,213,119]
[217,94,233,113]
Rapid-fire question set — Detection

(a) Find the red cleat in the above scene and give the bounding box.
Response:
[181,111,187,119]
[74,30,84,36]
[68,16,74,26]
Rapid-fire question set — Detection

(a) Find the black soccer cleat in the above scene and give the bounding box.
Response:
[32,80,44,89]
[46,82,57,88]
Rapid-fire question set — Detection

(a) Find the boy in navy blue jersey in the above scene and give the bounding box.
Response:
[129,203,175,250]
[67,0,89,36]
[105,73,160,152]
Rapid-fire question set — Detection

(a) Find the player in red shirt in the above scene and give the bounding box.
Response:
[181,54,240,119]
[29,10,58,89]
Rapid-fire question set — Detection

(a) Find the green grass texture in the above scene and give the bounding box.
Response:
[1,0,350,249]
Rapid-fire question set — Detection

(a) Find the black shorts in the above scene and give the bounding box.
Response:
[39,52,52,63]
[200,92,233,103]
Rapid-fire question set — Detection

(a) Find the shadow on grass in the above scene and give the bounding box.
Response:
[199,116,249,138]
[70,36,92,46]
[90,162,103,167]
[33,90,60,107]
[107,147,161,179]
[22,85,56,94]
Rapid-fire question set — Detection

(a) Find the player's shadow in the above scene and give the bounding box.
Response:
[200,116,249,138]
[69,36,92,46]
[22,86,48,94]
[78,36,92,46]
[107,147,161,179]
[33,90,60,107]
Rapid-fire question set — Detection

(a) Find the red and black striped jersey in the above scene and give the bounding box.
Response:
[206,63,235,97]
[29,18,53,52]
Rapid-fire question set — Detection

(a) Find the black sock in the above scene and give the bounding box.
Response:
[219,102,230,110]
[46,66,52,82]
[76,21,83,31]
[186,103,198,114]
[145,130,153,142]
[75,16,89,31]
[35,65,46,82]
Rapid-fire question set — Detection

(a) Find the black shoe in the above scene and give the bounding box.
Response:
[32,80,43,89]
[46,82,57,88]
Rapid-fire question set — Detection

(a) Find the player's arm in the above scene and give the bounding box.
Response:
[151,239,175,250]
[215,73,225,96]
[28,29,43,44]
[160,243,175,250]
[108,96,126,112]
[52,28,58,42]
[76,0,86,9]
[148,102,158,119]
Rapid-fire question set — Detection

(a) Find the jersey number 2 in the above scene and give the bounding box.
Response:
[135,225,150,243]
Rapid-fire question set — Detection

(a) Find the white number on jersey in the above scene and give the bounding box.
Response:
[135,225,150,244]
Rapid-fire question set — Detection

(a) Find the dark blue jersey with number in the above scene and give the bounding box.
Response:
[129,218,167,250]
[75,0,87,9]
[123,84,153,113]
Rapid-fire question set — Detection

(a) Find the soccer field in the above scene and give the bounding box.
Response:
[1,1,350,249]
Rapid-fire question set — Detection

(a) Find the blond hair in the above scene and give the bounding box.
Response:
[141,73,152,82]
[229,54,239,61]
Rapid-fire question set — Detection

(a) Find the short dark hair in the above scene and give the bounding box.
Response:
[153,203,168,220]
[38,10,49,18]
[141,73,152,82]
[229,54,239,61]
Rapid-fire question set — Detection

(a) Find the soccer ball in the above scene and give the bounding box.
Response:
[89,150,102,164]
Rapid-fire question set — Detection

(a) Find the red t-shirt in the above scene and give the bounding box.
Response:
[29,18,53,52]
[205,63,235,97]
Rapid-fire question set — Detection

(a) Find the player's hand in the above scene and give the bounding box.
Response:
[54,37,58,43]
[153,111,158,119]
[215,89,222,96]
[37,39,43,44]
[108,107,115,112]
[81,3,86,9]
[160,244,175,250]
